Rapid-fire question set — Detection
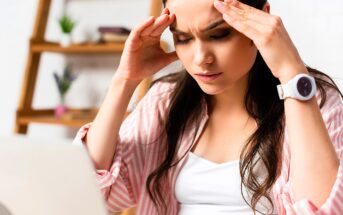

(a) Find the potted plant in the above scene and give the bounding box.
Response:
[58,14,75,47]
[53,64,76,117]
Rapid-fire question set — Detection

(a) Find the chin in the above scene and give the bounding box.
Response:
[197,83,225,95]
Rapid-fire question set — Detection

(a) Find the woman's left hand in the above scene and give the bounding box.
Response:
[214,0,307,83]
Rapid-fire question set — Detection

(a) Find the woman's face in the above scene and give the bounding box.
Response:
[166,0,258,95]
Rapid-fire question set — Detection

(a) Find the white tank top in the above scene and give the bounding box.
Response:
[175,152,276,215]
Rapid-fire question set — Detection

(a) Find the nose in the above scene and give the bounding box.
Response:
[193,41,214,67]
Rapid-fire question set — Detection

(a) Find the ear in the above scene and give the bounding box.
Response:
[262,2,270,14]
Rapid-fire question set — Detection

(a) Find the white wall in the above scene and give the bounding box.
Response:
[269,0,343,88]
[0,0,342,139]
[0,0,37,136]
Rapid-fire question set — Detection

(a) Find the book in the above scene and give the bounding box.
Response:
[98,26,131,34]
[98,26,131,42]
[101,32,129,42]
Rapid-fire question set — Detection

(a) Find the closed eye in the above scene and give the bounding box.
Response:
[174,28,232,45]
[209,29,231,40]
[174,37,191,44]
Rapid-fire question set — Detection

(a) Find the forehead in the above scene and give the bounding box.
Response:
[166,0,222,30]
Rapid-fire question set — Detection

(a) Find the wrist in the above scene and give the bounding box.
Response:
[111,73,141,91]
[278,64,308,84]
[109,74,140,94]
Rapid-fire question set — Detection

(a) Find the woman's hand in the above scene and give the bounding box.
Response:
[116,8,178,84]
[213,0,307,83]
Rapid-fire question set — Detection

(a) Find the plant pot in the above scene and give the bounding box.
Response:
[54,104,68,117]
[60,33,72,47]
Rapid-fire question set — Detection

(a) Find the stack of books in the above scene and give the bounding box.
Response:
[98,26,131,42]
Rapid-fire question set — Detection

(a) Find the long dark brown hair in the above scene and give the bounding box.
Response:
[145,0,343,214]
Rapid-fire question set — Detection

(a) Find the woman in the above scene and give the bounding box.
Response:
[74,0,343,214]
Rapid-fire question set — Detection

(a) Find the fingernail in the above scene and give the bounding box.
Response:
[214,0,225,8]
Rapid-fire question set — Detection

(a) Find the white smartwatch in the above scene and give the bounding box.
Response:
[277,73,316,101]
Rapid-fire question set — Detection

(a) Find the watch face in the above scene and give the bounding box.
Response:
[297,77,312,97]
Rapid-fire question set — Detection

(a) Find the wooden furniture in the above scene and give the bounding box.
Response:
[15,0,164,135]
[16,1,165,214]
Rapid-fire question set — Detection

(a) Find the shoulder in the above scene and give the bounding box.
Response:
[315,77,343,114]
[134,78,178,117]
[313,76,343,132]
[147,80,177,99]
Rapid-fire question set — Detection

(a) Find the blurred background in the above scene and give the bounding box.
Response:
[0,0,342,140]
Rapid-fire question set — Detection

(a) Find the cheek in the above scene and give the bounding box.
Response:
[175,46,193,68]
[218,37,257,73]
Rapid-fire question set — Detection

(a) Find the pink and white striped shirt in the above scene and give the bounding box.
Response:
[74,81,343,215]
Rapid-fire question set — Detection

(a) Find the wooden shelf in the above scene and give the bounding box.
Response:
[31,40,169,54]
[15,0,163,142]
[16,109,130,128]
[31,41,125,54]
[16,109,97,127]
[18,114,93,127]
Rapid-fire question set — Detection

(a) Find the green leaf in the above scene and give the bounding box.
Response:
[58,15,75,33]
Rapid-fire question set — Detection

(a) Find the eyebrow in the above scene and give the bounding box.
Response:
[170,19,226,34]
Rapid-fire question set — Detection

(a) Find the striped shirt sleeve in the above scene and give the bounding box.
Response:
[283,87,343,214]
[73,82,173,213]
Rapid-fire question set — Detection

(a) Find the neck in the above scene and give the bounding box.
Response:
[206,73,257,136]
[210,73,249,116]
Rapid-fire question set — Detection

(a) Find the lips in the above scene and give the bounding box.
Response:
[195,72,222,76]
[194,72,223,82]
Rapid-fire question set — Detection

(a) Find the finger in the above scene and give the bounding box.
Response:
[150,13,176,37]
[140,8,170,37]
[161,8,170,15]
[225,0,269,20]
[214,0,273,26]
[223,5,265,27]
[141,14,169,36]
[213,1,260,39]
[222,13,261,42]
[129,16,155,42]
[215,1,274,39]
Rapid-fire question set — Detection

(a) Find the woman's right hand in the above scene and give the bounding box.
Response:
[116,8,178,83]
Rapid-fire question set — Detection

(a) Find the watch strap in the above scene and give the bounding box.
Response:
[277,81,294,100]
